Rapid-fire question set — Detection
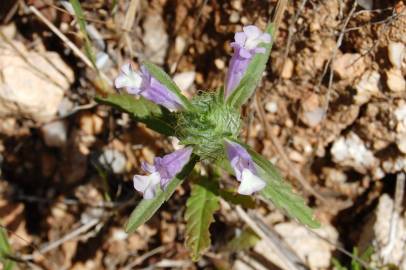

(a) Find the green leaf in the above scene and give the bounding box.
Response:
[226,23,275,108]
[143,61,194,110]
[0,226,15,270]
[246,148,320,228]
[226,228,260,252]
[125,156,198,233]
[185,179,220,261]
[96,93,175,136]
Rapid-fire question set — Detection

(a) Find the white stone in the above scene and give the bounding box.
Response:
[386,68,405,92]
[41,120,68,148]
[331,132,376,172]
[303,107,326,127]
[143,13,168,65]
[265,101,278,113]
[254,222,338,270]
[173,71,195,92]
[354,70,381,104]
[0,39,73,123]
[396,134,406,153]
[99,149,127,174]
[359,194,406,266]
[388,42,405,69]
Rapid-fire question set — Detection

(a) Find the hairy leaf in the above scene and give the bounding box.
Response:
[0,226,14,270]
[143,61,194,110]
[96,93,175,136]
[126,157,198,233]
[185,179,220,261]
[227,23,275,108]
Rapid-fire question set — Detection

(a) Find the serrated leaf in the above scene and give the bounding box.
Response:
[226,23,275,108]
[0,226,15,270]
[96,93,175,136]
[126,157,197,233]
[185,179,220,261]
[142,61,194,110]
[226,228,260,252]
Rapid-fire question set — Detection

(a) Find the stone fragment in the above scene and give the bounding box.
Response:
[254,222,338,270]
[386,68,405,92]
[229,11,240,23]
[41,120,68,148]
[331,132,377,173]
[358,194,406,268]
[300,94,325,127]
[354,70,381,104]
[388,42,405,69]
[98,149,127,174]
[173,71,196,92]
[265,101,278,113]
[332,53,366,80]
[281,58,294,79]
[143,13,168,64]
[0,39,74,123]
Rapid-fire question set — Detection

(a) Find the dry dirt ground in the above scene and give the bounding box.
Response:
[0,0,405,269]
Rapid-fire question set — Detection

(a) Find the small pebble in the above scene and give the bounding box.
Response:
[214,58,225,70]
[98,149,127,174]
[388,42,405,69]
[41,120,68,148]
[386,68,405,92]
[265,101,278,113]
[229,11,240,23]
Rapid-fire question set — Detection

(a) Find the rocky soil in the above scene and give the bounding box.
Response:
[0,0,405,269]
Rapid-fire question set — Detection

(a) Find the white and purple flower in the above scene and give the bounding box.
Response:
[115,64,183,110]
[133,147,193,199]
[225,25,271,97]
[225,140,266,195]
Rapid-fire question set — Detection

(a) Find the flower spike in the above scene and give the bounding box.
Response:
[115,64,184,110]
[224,140,266,195]
[225,25,271,98]
[133,147,193,199]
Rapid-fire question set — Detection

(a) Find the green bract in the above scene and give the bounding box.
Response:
[176,91,241,160]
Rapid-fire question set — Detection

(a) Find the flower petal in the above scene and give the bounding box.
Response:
[156,147,193,189]
[133,172,161,199]
[115,64,143,92]
[238,169,266,195]
[234,32,247,46]
[243,25,261,39]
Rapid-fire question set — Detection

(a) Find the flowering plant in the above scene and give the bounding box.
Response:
[99,23,319,260]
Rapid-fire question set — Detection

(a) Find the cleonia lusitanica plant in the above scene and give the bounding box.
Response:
[99,23,320,260]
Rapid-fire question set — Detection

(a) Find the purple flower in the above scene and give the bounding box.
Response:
[115,64,183,110]
[225,25,271,97]
[133,147,193,199]
[225,140,266,195]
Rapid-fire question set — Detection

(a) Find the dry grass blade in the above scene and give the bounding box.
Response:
[121,0,139,58]
[235,205,307,270]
